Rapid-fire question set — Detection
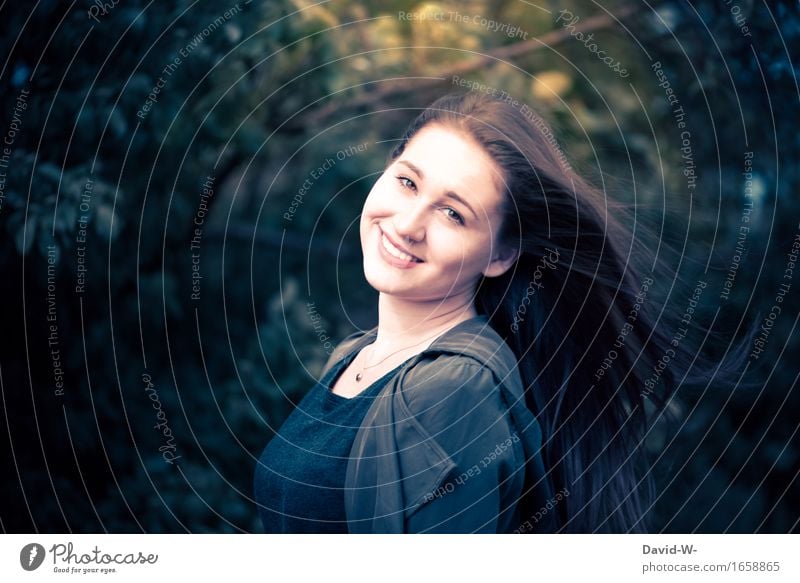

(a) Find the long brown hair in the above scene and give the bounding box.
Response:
[388,90,756,532]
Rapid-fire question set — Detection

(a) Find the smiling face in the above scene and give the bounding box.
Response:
[359,123,519,303]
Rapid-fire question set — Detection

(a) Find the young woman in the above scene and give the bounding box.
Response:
[254,91,753,533]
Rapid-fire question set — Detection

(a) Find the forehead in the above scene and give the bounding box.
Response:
[397,124,505,215]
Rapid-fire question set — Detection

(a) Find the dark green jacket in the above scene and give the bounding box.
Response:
[320,314,556,533]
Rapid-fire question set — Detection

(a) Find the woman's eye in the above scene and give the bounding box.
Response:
[396,175,416,191]
[443,208,464,225]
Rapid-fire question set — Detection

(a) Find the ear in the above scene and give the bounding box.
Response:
[482,244,519,278]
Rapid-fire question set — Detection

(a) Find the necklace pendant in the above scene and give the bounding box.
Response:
[355,373,363,381]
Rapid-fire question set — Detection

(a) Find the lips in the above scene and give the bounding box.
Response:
[378,227,424,266]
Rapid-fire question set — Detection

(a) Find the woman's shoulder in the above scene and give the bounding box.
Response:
[398,355,516,445]
[402,317,523,402]
[401,351,493,383]
[396,320,526,446]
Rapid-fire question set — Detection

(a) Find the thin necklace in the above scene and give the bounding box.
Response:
[354,328,449,382]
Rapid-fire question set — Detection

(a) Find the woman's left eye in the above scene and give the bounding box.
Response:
[443,208,464,225]
[397,176,416,191]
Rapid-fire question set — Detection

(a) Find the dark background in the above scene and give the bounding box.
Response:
[0,0,797,533]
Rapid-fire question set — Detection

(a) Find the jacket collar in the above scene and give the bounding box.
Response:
[328,314,522,395]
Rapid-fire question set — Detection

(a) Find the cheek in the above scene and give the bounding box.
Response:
[360,184,384,227]
[360,182,390,233]
[435,232,491,269]
[362,187,389,220]
[473,234,500,268]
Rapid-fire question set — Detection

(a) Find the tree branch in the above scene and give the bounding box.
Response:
[297,4,644,127]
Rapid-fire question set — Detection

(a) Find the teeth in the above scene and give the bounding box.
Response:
[382,233,419,262]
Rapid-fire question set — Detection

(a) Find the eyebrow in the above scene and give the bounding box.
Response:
[397,160,479,220]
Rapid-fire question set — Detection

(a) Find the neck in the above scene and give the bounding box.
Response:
[372,292,479,357]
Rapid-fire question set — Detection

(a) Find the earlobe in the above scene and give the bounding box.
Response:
[483,246,519,278]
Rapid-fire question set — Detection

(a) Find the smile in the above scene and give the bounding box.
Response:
[379,230,423,265]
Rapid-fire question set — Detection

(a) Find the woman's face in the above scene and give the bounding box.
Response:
[359,123,518,302]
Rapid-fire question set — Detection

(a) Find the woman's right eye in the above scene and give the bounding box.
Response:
[396,175,416,191]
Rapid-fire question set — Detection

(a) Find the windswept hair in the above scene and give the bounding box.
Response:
[388,91,757,532]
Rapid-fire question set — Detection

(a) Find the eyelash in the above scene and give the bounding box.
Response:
[395,175,465,225]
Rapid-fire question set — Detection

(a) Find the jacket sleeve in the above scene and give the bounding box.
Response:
[400,357,527,533]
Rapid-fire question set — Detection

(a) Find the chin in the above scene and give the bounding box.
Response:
[363,259,404,294]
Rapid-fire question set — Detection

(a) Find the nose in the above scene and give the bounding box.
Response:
[393,197,427,243]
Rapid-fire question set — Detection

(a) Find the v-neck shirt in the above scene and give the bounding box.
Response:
[253,346,409,533]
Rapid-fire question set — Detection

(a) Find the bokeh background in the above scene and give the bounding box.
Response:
[0,0,798,533]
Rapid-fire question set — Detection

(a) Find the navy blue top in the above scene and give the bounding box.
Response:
[254,346,407,533]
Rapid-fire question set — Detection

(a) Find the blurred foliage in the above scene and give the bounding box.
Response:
[0,0,797,532]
